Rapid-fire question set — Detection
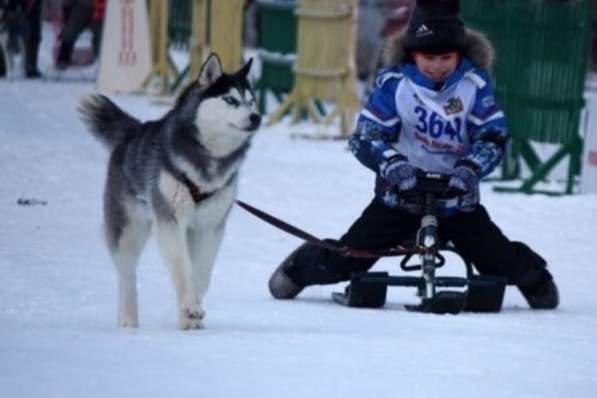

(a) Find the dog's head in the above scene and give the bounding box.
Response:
[175,53,261,157]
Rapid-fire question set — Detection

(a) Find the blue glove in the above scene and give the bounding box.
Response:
[381,157,417,191]
[448,163,479,194]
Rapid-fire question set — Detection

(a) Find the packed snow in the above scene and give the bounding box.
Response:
[1,47,597,398]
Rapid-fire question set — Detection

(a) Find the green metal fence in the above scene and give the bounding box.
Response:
[258,1,297,53]
[255,0,297,114]
[169,0,193,49]
[461,0,591,194]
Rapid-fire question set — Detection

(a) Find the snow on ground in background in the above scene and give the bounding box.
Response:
[1,77,597,398]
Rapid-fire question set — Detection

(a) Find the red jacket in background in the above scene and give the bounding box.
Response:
[93,0,105,22]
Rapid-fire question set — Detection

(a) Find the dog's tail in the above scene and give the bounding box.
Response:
[79,95,142,149]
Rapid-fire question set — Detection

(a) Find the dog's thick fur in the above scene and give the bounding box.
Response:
[79,54,261,330]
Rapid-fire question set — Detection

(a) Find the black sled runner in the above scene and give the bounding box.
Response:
[332,172,507,314]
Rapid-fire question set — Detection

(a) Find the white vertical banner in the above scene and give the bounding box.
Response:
[96,0,152,93]
[581,94,597,194]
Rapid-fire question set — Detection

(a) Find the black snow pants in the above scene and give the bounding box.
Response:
[285,199,553,289]
[23,0,42,75]
[57,1,101,65]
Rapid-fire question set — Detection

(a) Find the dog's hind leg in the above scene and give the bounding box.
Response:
[155,219,204,330]
[105,197,151,328]
[188,224,226,322]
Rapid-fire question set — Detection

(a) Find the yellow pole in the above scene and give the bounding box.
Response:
[189,0,208,80]
[148,0,160,64]
[142,0,179,95]
[210,0,244,73]
[268,0,359,137]
[157,0,168,79]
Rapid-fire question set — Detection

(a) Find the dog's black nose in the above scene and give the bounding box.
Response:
[249,113,262,130]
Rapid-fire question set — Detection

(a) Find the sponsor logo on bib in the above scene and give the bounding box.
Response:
[444,97,463,115]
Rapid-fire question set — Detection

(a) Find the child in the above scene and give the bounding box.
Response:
[268,0,559,309]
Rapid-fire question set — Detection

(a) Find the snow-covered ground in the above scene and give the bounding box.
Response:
[2,50,597,398]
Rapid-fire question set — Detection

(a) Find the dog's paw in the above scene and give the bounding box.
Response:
[178,307,205,330]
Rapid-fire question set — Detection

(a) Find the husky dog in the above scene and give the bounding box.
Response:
[79,54,261,330]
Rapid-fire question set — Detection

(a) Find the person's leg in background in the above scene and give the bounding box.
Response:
[56,1,92,69]
[89,0,104,60]
[23,0,42,77]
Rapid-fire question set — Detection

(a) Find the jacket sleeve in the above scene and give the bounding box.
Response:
[349,71,403,174]
[461,68,510,178]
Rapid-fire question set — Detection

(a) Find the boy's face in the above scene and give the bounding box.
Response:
[412,51,460,83]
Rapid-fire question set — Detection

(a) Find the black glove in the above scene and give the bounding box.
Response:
[381,157,417,191]
[448,162,479,194]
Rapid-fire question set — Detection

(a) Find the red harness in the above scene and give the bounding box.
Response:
[182,176,213,204]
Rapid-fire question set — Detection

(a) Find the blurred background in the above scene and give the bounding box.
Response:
[2,0,597,194]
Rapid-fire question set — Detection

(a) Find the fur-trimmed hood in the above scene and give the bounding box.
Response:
[383,28,495,70]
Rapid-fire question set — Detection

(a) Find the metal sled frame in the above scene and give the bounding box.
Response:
[332,173,507,315]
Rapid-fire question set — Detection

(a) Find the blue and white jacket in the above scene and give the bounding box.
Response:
[349,29,509,216]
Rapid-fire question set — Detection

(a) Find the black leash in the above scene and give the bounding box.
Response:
[235,200,422,259]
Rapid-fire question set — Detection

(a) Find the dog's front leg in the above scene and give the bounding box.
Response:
[155,220,204,330]
[188,224,226,321]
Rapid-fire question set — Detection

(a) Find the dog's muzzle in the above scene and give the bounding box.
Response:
[246,113,262,132]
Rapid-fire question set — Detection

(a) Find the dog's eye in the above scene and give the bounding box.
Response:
[223,96,240,107]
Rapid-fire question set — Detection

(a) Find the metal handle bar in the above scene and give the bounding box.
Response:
[398,171,463,200]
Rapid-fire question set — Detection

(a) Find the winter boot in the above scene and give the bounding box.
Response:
[268,243,311,299]
[519,279,559,310]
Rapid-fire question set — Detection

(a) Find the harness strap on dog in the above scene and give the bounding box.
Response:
[235,199,422,258]
[182,175,213,204]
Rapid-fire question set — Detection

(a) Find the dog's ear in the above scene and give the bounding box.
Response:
[198,53,223,87]
[236,58,253,79]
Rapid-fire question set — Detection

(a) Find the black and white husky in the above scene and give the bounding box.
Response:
[80,54,261,330]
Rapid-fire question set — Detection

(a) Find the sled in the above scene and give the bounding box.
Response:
[332,173,507,315]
